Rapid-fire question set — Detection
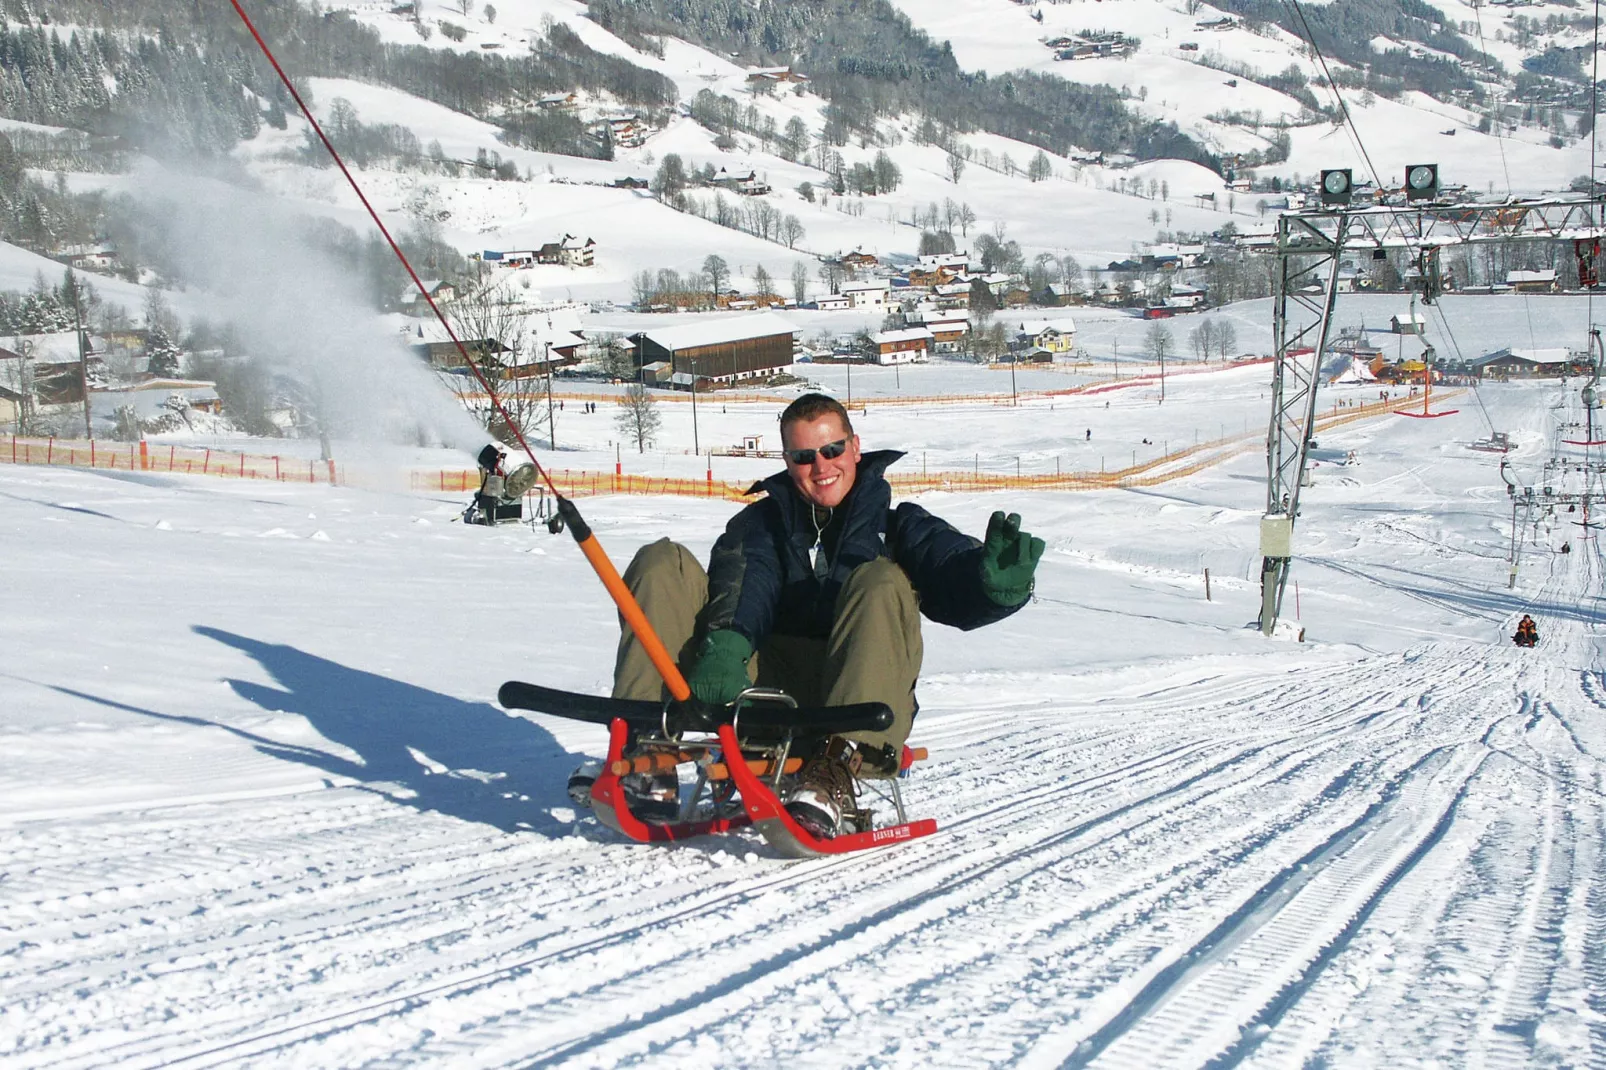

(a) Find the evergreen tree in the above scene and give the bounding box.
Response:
[145,326,183,378]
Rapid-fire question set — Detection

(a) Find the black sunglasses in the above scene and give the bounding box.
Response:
[783,438,849,465]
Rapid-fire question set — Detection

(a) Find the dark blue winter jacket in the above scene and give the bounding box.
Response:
[704,450,1025,645]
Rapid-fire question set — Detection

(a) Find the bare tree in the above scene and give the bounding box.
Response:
[615,383,660,452]
[1027,150,1052,182]
[1144,321,1175,363]
[752,263,773,299]
[1215,319,1238,359]
[456,0,473,17]
[946,147,966,184]
[1189,319,1218,360]
[703,254,729,300]
[0,337,38,433]
[791,260,810,304]
[445,282,549,446]
[957,203,976,237]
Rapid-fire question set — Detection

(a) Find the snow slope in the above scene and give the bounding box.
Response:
[4,306,1605,1065]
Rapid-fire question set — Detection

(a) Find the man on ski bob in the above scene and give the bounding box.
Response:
[605,392,1043,838]
[1514,614,1538,648]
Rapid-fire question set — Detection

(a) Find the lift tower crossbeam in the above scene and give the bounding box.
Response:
[1254,193,1606,636]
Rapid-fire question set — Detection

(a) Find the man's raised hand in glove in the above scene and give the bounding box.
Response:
[978,510,1045,606]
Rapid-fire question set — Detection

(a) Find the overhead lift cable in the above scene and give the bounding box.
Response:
[227,0,694,703]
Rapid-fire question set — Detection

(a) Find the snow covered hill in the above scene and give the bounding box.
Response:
[4,317,1605,1065]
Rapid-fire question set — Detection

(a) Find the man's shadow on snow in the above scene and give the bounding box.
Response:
[79,626,579,834]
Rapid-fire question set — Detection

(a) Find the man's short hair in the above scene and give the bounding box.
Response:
[780,392,854,437]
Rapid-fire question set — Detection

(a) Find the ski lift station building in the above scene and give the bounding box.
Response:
[1471,347,1577,379]
[631,311,797,385]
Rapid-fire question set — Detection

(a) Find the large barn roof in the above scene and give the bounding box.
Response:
[638,312,796,352]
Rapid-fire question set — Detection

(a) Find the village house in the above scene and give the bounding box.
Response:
[841,280,891,311]
[933,282,971,309]
[745,66,809,85]
[1390,312,1427,335]
[811,293,852,311]
[631,311,797,385]
[1009,320,1077,354]
[1167,284,1209,310]
[58,244,121,273]
[407,280,457,314]
[601,115,646,148]
[712,168,771,196]
[1038,283,1081,307]
[906,266,958,289]
[871,327,934,364]
[1506,268,1558,293]
[916,252,971,273]
[840,250,880,270]
[560,234,595,267]
[538,92,577,109]
[412,337,513,372]
[911,310,971,353]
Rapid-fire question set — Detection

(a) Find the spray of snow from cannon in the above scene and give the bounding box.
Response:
[125,160,493,474]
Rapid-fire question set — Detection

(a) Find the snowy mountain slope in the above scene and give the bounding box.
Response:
[885,0,1596,191]
[3,323,1604,1065]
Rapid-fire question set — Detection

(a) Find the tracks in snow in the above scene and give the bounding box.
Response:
[3,634,1601,1068]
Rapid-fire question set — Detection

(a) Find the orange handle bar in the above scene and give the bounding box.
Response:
[561,499,691,702]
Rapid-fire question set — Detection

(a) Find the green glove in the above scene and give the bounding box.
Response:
[687,630,753,707]
[979,510,1045,606]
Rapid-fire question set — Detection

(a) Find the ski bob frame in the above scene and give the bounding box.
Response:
[499,681,937,858]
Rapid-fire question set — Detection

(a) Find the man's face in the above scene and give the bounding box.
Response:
[782,413,860,509]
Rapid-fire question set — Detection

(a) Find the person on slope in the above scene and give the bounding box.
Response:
[600,392,1044,839]
[1514,614,1539,648]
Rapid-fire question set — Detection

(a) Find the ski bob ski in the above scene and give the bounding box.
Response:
[499,681,936,857]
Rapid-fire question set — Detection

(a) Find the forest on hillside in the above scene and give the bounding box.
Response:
[587,0,1214,168]
[0,1,675,158]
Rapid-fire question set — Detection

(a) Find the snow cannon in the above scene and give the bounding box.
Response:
[463,444,538,526]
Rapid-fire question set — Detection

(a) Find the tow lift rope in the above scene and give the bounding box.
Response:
[228,0,692,702]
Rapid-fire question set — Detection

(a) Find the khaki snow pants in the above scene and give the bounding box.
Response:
[611,538,923,753]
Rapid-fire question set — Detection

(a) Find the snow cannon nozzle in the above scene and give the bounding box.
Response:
[463,444,538,526]
[477,443,506,475]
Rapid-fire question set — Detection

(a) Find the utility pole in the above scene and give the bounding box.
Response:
[67,273,91,438]
[543,341,556,449]
[689,356,700,456]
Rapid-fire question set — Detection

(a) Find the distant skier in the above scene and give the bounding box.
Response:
[1514,615,1539,648]
[593,392,1043,838]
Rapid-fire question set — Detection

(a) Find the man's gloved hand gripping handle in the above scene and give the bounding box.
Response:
[979,510,1045,606]
[687,629,753,707]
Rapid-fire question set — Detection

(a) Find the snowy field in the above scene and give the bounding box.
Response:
[5,324,1606,1065]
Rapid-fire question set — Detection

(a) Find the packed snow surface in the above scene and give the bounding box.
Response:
[4,319,1606,1066]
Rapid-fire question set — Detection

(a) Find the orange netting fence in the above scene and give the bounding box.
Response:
[2,436,341,483]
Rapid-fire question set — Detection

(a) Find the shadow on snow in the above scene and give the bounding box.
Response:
[64,625,581,834]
